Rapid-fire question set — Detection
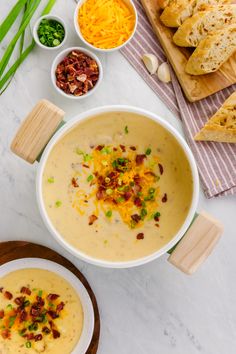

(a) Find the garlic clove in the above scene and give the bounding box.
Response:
[157,62,171,83]
[142,53,159,75]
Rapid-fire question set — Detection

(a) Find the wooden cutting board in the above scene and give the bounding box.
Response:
[0,241,100,354]
[140,0,236,102]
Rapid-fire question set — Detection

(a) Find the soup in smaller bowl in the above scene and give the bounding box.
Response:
[0,264,87,354]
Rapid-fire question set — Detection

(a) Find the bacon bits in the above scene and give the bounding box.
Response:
[34,334,43,342]
[1,329,10,339]
[55,50,99,97]
[129,146,136,151]
[131,214,141,223]
[0,310,4,319]
[162,193,167,203]
[52,329,61,339]
[89,214,98,225]
[71,177,79,188]
[21,287,31,296]
[134,197,142,207]
[47,294,59,301]
[4,291,13,300]
[56,302,65,312]
[158,163,164,175]
[136,233,144,240]
[42,326,51,334]
[135,154,146,165]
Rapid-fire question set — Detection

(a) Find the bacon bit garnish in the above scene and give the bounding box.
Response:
[1,329,10,339]
[30,305,41,317]
[158,163,164,175]
[133,174,141,185]
[96,188,105,200]
[135,154,146,165]
[36,296,45,307]
[24,333,34,340]
[129,146,136,151]
[134,197,142,207]
[47,294,59,301]
[47,310,59,320]
[155,224,160,227]
[4,291,13,300]
[162,193,167,203]
[120,144,126,152]
[113,147,118,151]
[124,191,132,201]
[154,215,159,222]
[52,329,60,339]
[0,310,4,319]
[14,296,25,306]
[71,177,79,188]
[56,302,65,312]
[42,326,51,334]
[34,334,43,342]
[0,287,3,293]
[133,184,142,194]
[136,233,144,240]
[96,145,104,151]
[131,214,141,223]
[19,310,27,322]
[21,287,31,296]
[82,164,89,168]
[89,214,98,225]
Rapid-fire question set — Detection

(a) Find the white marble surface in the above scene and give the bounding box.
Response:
[1,1,236,353]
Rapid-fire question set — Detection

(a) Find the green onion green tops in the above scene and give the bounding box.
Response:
[37,18,65,47]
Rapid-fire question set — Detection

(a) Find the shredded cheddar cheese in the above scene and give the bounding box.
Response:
[78,0,136,49]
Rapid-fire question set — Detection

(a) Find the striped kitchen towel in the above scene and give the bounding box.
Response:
[120,0,236,198]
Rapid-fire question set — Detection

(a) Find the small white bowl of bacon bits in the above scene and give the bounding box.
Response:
[51,47,103,99]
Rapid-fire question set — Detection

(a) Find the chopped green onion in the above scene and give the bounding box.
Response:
[37,18,65,47]
[47,177,54,183]
[55,201,62,208]
[140,208,147,219]
[149,188,155,194]
[38,290,43,297]
[28,322,38,331]
[87,175,93,182]
[26,341,31,348]
[101,147,111,154]
[145,148,152,155]
[6,304,13,310]
[105,210,112,218]
[124,126,129,134]
[117,197,125,203]
[9,315,16,328]
[106,189,113,195]
[84,154,92,162]
[75,148,84,155]
[154,212,161,218]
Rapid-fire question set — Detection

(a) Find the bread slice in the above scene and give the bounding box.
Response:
[173,5,236,47]
[185,23,236,75]
[160,0,230,28]
[194,91,236,143]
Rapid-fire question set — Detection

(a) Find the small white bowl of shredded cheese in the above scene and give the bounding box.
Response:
[74,0,138,52]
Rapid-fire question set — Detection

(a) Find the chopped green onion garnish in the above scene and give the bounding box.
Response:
[154,212,161,218]
[149,188,155,194]
[140,208,147,219]
[47,177,54,183]
[9,315,16,327]
[106,189,113,195]
[26,341,31,348]
[101,147,111,154]
[84,154,92,162]
[124,126,129,134]
[87,175,93,182]
[37,19,65,47]
[106,210,112,218]
[6,304,13,310]
[55,201,62,208]
[117,197,125,203]
[145,148,152,155]
[38,290,43,297]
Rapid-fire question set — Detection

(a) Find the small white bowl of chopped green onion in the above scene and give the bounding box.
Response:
[33,15,67,50]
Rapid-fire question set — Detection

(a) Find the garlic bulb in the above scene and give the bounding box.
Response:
[157,62,171,83]
[142,53,159,75]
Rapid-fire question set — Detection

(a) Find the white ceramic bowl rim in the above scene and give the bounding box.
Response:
[51,46,103,100]
[0,258,95,354]
[73,0,138,52]
[33,14,67,50]
[36,105,199,268]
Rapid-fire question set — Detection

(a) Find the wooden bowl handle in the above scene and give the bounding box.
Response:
[168,211,223,275]
[11,99,65,164]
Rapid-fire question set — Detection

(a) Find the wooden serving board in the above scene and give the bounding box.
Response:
[0,241,100,354]
[140,0,236,102]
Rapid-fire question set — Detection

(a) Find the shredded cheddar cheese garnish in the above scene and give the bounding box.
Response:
[78,0,136,49]
[71,143,162,229]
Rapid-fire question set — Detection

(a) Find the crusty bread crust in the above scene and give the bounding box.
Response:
[194,91,236,143]
[173,5,236,47]
[185,23,236,75]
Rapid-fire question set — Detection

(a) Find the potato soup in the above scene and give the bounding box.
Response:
[42,112,193,262]
[0,269,83,354]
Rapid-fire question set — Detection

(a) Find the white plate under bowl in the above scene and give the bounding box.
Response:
[0,258,95,354]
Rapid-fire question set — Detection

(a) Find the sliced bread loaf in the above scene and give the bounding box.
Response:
[160,0,230,28]
[185,23,236,75]
[194,91,236,143]
[173,5,236,47]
